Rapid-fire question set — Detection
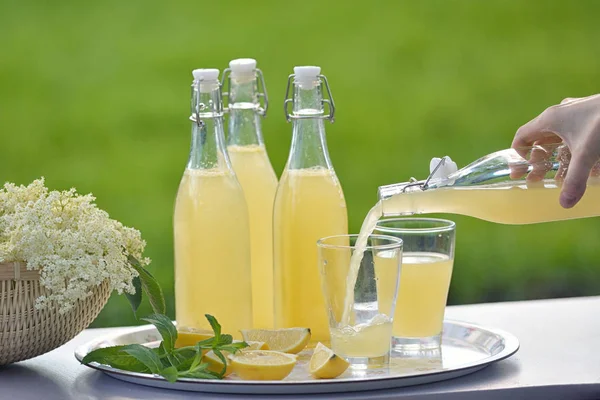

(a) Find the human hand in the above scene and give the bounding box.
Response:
[512,94,600,208]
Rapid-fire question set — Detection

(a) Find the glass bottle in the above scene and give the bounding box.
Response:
[273,66,348,341]
[222,58,278,329]
[378,143,600,224]
[174,68,252,337]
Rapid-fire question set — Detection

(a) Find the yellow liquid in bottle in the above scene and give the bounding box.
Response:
[228,144,278,329]
[273,167,348,342]
[174,168,252,338]
[383,181,600,224]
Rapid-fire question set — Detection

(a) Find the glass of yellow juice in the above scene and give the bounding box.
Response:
[374,218,456,352]
[317,234,403,368]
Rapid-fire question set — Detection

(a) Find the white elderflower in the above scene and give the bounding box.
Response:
[0,178,150,313]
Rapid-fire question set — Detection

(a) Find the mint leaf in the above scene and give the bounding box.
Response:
[217,334,233,346]
[122,344,163,374]
[82,314,240,384]
[172,352,196,371]
[156,341,168,356]
[205,314,221,340]
[213,349,228,377]
[188,344,207,372]
[141,314,177,353]
[82,346,149,372]
[173,346,197,359]
[167,347,196,370]
[178,358,220,379]
[125,276,142,316]
[128,256,166,314]
[194,337,217,348]
[187,361,210,374]
[219,342,248,354]
[159,366,178,383]
[156,342,172,368]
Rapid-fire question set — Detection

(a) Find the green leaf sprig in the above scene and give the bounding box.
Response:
[82,314,248,382]
[125,255,166,316]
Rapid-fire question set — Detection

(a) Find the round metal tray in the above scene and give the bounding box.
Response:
[75,319,519,394]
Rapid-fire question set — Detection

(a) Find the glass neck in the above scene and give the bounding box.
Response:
[377,182,423,217]
[227,75,264,147]
[187,81,231,171]
[287,82,333,170]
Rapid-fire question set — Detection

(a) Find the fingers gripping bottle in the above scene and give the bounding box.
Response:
[174,69,252,337]
[222,59,278,328]
[273,66,348,341]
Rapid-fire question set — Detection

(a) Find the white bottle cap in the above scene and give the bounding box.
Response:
[229,58,256,78]
[192,68,219,81]
[430,156,458,184]
[294,66,320,89]
[192,68,220,93]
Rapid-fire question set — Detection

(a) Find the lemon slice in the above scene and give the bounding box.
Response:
[240,328,311,354]
[203,341,270,376]
[174,327,213,348]
[309,342,349,379]
[229,350,297,380]
[204,350,234,376]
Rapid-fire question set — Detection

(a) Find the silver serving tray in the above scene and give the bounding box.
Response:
[75,320,519,394]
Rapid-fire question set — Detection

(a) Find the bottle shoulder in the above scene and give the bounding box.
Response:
[275,167,346,205]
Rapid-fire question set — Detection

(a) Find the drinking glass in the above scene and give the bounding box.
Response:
[317,234,403,368]
[374,218,455,351]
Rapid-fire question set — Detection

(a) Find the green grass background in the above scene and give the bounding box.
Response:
[1,0,600,327]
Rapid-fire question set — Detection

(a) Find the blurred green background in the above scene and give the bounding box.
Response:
[2,0,599,327]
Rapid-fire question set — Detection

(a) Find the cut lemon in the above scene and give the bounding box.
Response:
[203,341,270,377]
[244,341,270,351]
[229,350,297,381]
[174,327,213,349]
[240,328,311,354]
[309,342,349,379]
[204,350,234,376]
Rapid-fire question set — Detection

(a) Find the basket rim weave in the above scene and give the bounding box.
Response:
[0,261,40,281]
[0,261,111,365]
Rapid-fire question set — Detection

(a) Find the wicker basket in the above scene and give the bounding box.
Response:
[0,261,111,365]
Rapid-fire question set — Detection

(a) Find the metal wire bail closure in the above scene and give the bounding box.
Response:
[400,156,450,192]
[188,78,205,128]
[283,74,336,123]
[189,77,227,129]
[221,68,269,117]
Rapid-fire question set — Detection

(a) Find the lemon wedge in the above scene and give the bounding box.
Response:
[309,342,349,379]
[240,328,311,354]
[174,327,213,349]
[229,350,297,380]
[203,341,270,376]
[243,341,270,351]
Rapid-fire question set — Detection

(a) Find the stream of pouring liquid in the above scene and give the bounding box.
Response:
[341,202,384,325]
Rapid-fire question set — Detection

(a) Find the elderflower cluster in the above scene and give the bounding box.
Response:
[0,178,150,313]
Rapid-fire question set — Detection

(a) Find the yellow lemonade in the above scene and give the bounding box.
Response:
[382,181,600,224]
[373,249,401,316]
[374,251,453,337]
[174,168,252,338]
[394,252,453,337]
[228,144,278,329]
[273,167,348,342]
[330,316,393,358]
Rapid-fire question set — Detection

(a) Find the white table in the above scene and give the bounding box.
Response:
[2,296,600,400]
